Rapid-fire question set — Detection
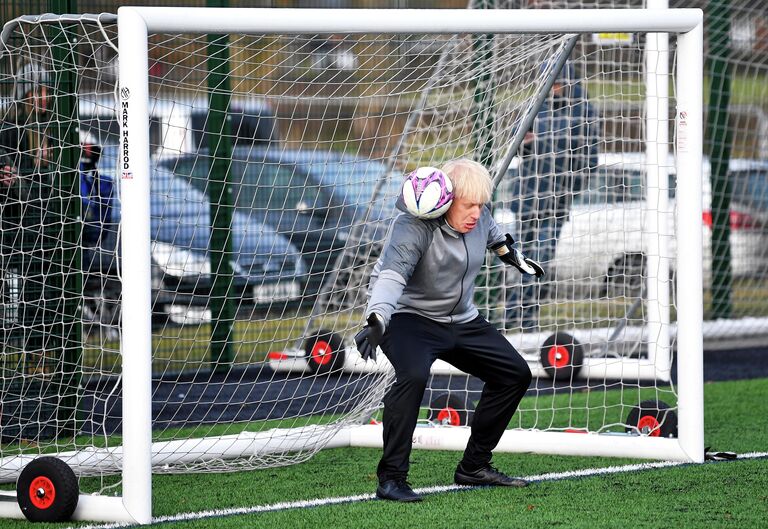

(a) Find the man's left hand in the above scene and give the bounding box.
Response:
[354,313,386,362]
[491,234,545,277]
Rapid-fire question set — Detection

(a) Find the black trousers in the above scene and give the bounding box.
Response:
[377,312,532,482]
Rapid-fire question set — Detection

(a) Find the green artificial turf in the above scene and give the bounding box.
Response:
[2,377,766,529]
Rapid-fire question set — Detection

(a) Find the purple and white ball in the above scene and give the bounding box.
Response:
[401,167,454,219]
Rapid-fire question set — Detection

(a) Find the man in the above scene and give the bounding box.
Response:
[506,61,600,330]
[1,61,52,193]
[355,158,543,503]
[1,62,53,355]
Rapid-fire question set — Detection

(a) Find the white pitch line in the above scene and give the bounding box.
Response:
[67,452,768,529]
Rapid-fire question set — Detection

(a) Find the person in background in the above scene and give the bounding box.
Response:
[0,61,52,194]
[505,61,600,331]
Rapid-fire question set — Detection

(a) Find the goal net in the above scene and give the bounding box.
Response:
[0,7,703,523]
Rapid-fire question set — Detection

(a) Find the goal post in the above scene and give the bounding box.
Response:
[671,13,705,466]
[0,7,704,524]
[116,5,703,521]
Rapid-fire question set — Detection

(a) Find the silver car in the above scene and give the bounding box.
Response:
[496,153,768,295]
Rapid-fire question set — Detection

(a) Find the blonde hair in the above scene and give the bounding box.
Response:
[441,158,493,204]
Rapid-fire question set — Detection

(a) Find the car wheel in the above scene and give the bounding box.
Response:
[304,329,345,375]
[540,333,584,380]
[625,400,678,438]
[427,392,474,426]
[17,457,79,522]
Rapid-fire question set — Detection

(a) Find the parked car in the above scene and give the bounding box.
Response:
[80,144,306,328]
[159,146,401,297]
[495,153,768,295]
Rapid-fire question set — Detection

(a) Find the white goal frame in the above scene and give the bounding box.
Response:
[0,7,704,524]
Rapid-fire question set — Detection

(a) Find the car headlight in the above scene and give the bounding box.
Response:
[151,241,210,278]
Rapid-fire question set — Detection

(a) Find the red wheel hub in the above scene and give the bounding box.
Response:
[547,345,570,369]
[638,415,661,437]
[310,340,332,365]
[436,407,461,426]
[29,476,55,510]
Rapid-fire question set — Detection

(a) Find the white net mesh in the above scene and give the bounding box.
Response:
[0,10,694,498]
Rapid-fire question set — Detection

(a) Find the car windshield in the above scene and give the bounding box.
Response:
[573,166,676,205]
[233,161,317,211]
[311,160,401,205]
[164,154,400,212]
[573,167,644,205]
[730,169,768,211]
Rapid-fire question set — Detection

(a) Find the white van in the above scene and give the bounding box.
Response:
[78,95,279,157]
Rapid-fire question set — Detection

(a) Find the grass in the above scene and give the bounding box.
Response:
[1,377,767,528]
[194,459,767,529]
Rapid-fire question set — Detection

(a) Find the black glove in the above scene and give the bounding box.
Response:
[491,233,545,278]
[354,313,386,362]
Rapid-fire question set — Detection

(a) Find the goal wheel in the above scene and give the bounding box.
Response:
[16,457,79,522]
[625,400,678,438]
[304,329,345,374]
[427,392,474,427]
[540,333,584,380]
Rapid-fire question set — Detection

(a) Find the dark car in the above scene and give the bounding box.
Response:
[80,145,306,328]
[160,147,400,297]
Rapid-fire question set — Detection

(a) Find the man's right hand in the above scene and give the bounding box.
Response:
[491,233,545,277]
[354,313,386,362]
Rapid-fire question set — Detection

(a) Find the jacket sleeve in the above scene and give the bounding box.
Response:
[485,206,506,248]
[365,214,433,325]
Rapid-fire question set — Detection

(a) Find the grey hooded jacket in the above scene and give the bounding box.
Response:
[366,201,506,325]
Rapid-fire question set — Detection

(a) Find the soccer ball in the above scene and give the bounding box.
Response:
[401,167,454,219]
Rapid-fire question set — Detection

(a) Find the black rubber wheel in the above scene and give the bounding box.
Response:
[625,400,678,438]
[540,333,584,380]
[16,457,79,522]
[427,392,474,427]
[304,329,345,374]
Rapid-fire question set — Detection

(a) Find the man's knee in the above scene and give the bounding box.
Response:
[496,353,532,391]
[508,347,533,386]
[385,367,430,410]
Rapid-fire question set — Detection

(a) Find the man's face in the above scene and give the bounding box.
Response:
[445,195,483,234]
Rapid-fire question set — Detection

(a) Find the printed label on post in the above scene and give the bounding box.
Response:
[677,110,688,153]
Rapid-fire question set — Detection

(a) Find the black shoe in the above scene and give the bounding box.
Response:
[376,479,423,502]
[454,463,529,487]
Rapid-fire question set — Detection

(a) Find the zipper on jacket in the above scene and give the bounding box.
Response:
[448,234,470,322]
